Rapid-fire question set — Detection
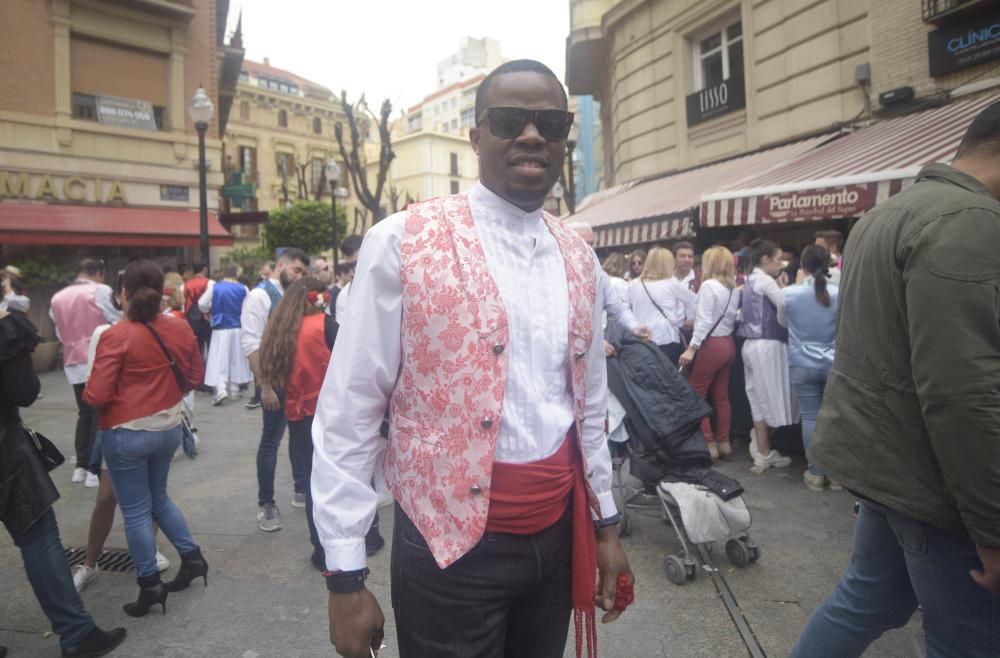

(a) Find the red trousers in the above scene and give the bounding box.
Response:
[687,336,736,444]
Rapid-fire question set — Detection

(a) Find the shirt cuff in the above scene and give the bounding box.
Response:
[592,490,619,521]
[322,538,367,572]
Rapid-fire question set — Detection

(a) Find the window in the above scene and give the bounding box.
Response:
[311,158,325,191]
[450,119,458,131]
[313,117,322,134]
[73,93,97,121]
[239,146,257,183]
[239,71,249,83]
[450,180,460,195]
[239,101,250,121]
[450,152,459,176]
[461,108,475,128]
[278,109,288,128]
[153,106,165,130]
[694,20,743,91]
[451,97,457,109]
[276,152,295,178]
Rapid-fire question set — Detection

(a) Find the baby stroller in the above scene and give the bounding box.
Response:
[606,335,760,585]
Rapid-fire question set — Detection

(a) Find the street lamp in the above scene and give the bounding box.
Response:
[552,181,564,216]
[325,159,341,268]
[188,86,215,273]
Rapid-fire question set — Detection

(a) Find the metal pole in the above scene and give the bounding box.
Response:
[196,121,210,274]
[331,184,339,270]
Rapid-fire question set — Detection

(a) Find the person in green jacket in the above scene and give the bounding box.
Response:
[791,100,1000,658]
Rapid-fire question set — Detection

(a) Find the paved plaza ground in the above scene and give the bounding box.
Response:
[1,371,924,657]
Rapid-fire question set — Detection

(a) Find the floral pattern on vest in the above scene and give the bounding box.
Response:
[386,193,598,569]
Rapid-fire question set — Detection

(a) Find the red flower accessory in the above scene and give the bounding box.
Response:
[307,289,326,308]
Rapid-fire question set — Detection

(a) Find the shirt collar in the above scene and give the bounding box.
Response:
[918,163,993,198]
[468,181,545,238]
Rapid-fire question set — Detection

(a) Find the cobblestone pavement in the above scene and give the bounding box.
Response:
[1,371,924,657]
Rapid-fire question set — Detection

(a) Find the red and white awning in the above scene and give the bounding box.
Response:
[700,94,998,227]
[595,216,692,249]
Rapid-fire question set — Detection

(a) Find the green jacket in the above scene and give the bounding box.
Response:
[812,163,1000,546]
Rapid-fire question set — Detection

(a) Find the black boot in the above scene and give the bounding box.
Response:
[123,573,167,617]
[164,546,208,592]
[61,626,127,657]
[1,645,7,658]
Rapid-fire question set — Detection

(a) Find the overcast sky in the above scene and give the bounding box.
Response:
[227,0,569,114]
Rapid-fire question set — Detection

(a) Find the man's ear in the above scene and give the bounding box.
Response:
[470,127,480,156]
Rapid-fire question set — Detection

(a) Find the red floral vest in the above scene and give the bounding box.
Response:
[385,194,598,568]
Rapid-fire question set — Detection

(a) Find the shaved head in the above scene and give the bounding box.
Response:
[568,222,596,248]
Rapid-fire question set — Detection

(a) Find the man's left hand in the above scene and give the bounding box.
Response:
[594,525,634,623]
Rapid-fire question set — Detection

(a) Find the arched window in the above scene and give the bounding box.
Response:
[278,109,288,128]
[313,117,322,134]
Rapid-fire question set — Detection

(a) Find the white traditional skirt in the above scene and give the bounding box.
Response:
[204,327,252,390]
[742,338,798,428]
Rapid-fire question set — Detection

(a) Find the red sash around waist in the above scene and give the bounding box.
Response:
[487,432,598,658]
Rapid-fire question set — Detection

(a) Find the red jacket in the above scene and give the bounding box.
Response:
[184,275,209,313]
[84,315,205,429]
[285,313,330,422]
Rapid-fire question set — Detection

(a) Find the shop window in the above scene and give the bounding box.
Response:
[313,117,322,134]
[450,180,460,195]
[694,20,743,91]
[278,109,288,128]
[73,93,97,121]
[450,152,459,176]
[239,146,258,183]
[239,101,250,121]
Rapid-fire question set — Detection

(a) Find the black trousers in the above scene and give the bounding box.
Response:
[391,502,572,658]
[71,383,98,470]
[659,342,684,367]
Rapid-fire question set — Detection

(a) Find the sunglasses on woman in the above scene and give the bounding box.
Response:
[477,107,574,141]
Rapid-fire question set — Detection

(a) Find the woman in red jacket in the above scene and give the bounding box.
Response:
[259,277,331,569]
[84,260,207,618]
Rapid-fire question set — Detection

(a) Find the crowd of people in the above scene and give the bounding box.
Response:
[1,60,997,658]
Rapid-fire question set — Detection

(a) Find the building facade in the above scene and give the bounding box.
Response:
[437,36,504,88]
[0,0,241,268]
[567,0,1000,187]
[382,130,479,204]
[221,58,359,243]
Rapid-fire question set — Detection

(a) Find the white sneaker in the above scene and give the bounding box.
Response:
[72,564,99,592]
[71,467,87,483]
[155,550,170,572]
[748,430,760,461]
[753,449,792,471]
[84,472,99,488]
[212,390,229,406]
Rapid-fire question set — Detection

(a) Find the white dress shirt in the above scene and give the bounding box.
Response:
[333,281,350,325]
[240,279,284,357]
[675,272,697,320]
[312,182,615,571]
[690,279,739,348]
[627,277,687,345]
[598,271,638,331]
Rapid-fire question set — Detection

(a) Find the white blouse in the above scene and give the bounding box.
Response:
[627,277,687,345]
[690,278,739,348]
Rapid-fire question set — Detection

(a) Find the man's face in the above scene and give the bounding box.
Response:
[311,258,332,285]
[259,264,272,279]
[470,71,568,211]
[278,258,308,289]
[93,271,105,285]
[675,248,694,276]
[815,237,835,254]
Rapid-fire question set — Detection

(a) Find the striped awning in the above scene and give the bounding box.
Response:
[700,93,998,227]
[571,134,834,250]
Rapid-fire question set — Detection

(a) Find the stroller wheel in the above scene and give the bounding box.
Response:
[726,538,751,568]
[743,538,761,563]
[618,515,632,538]
[664,555,687,585]
[684,560,698,581]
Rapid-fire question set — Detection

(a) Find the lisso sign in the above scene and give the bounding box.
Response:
[686,72,746,127]
[928,9,1000,77]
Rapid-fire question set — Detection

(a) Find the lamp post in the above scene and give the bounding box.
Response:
[552,181,564,216]
[188,87,215,273]
[325,159,341,269]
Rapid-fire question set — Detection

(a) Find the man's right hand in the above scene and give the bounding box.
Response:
[971,544,1000,593]
[329,589,385,658]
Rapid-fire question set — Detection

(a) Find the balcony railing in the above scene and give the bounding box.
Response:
[922,0,995,24]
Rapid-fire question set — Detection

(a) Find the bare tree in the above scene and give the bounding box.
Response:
[296,163,309,200]
[389,185,401,215]
[335,92,396,224]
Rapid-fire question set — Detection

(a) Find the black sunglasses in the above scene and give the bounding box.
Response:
[477,107,574,141]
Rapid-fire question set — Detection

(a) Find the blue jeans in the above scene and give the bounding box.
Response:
[288,417,323,557]
[791,500,999,657]
[789,366,828,476]
[256,389,307,506]
[6,509,95,648]
[101,426,198,578]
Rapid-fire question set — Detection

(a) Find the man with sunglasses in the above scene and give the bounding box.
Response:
[313,60,633,658]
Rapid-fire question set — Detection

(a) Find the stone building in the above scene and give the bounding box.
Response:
[0,0,242,267]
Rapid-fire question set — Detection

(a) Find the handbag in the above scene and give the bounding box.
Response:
[685,287,735,373]
[640,279,688,348]
[22,425,65,472]
[142,322,198,458]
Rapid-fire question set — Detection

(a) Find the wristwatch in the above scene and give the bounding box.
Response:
[323,568,369,593]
